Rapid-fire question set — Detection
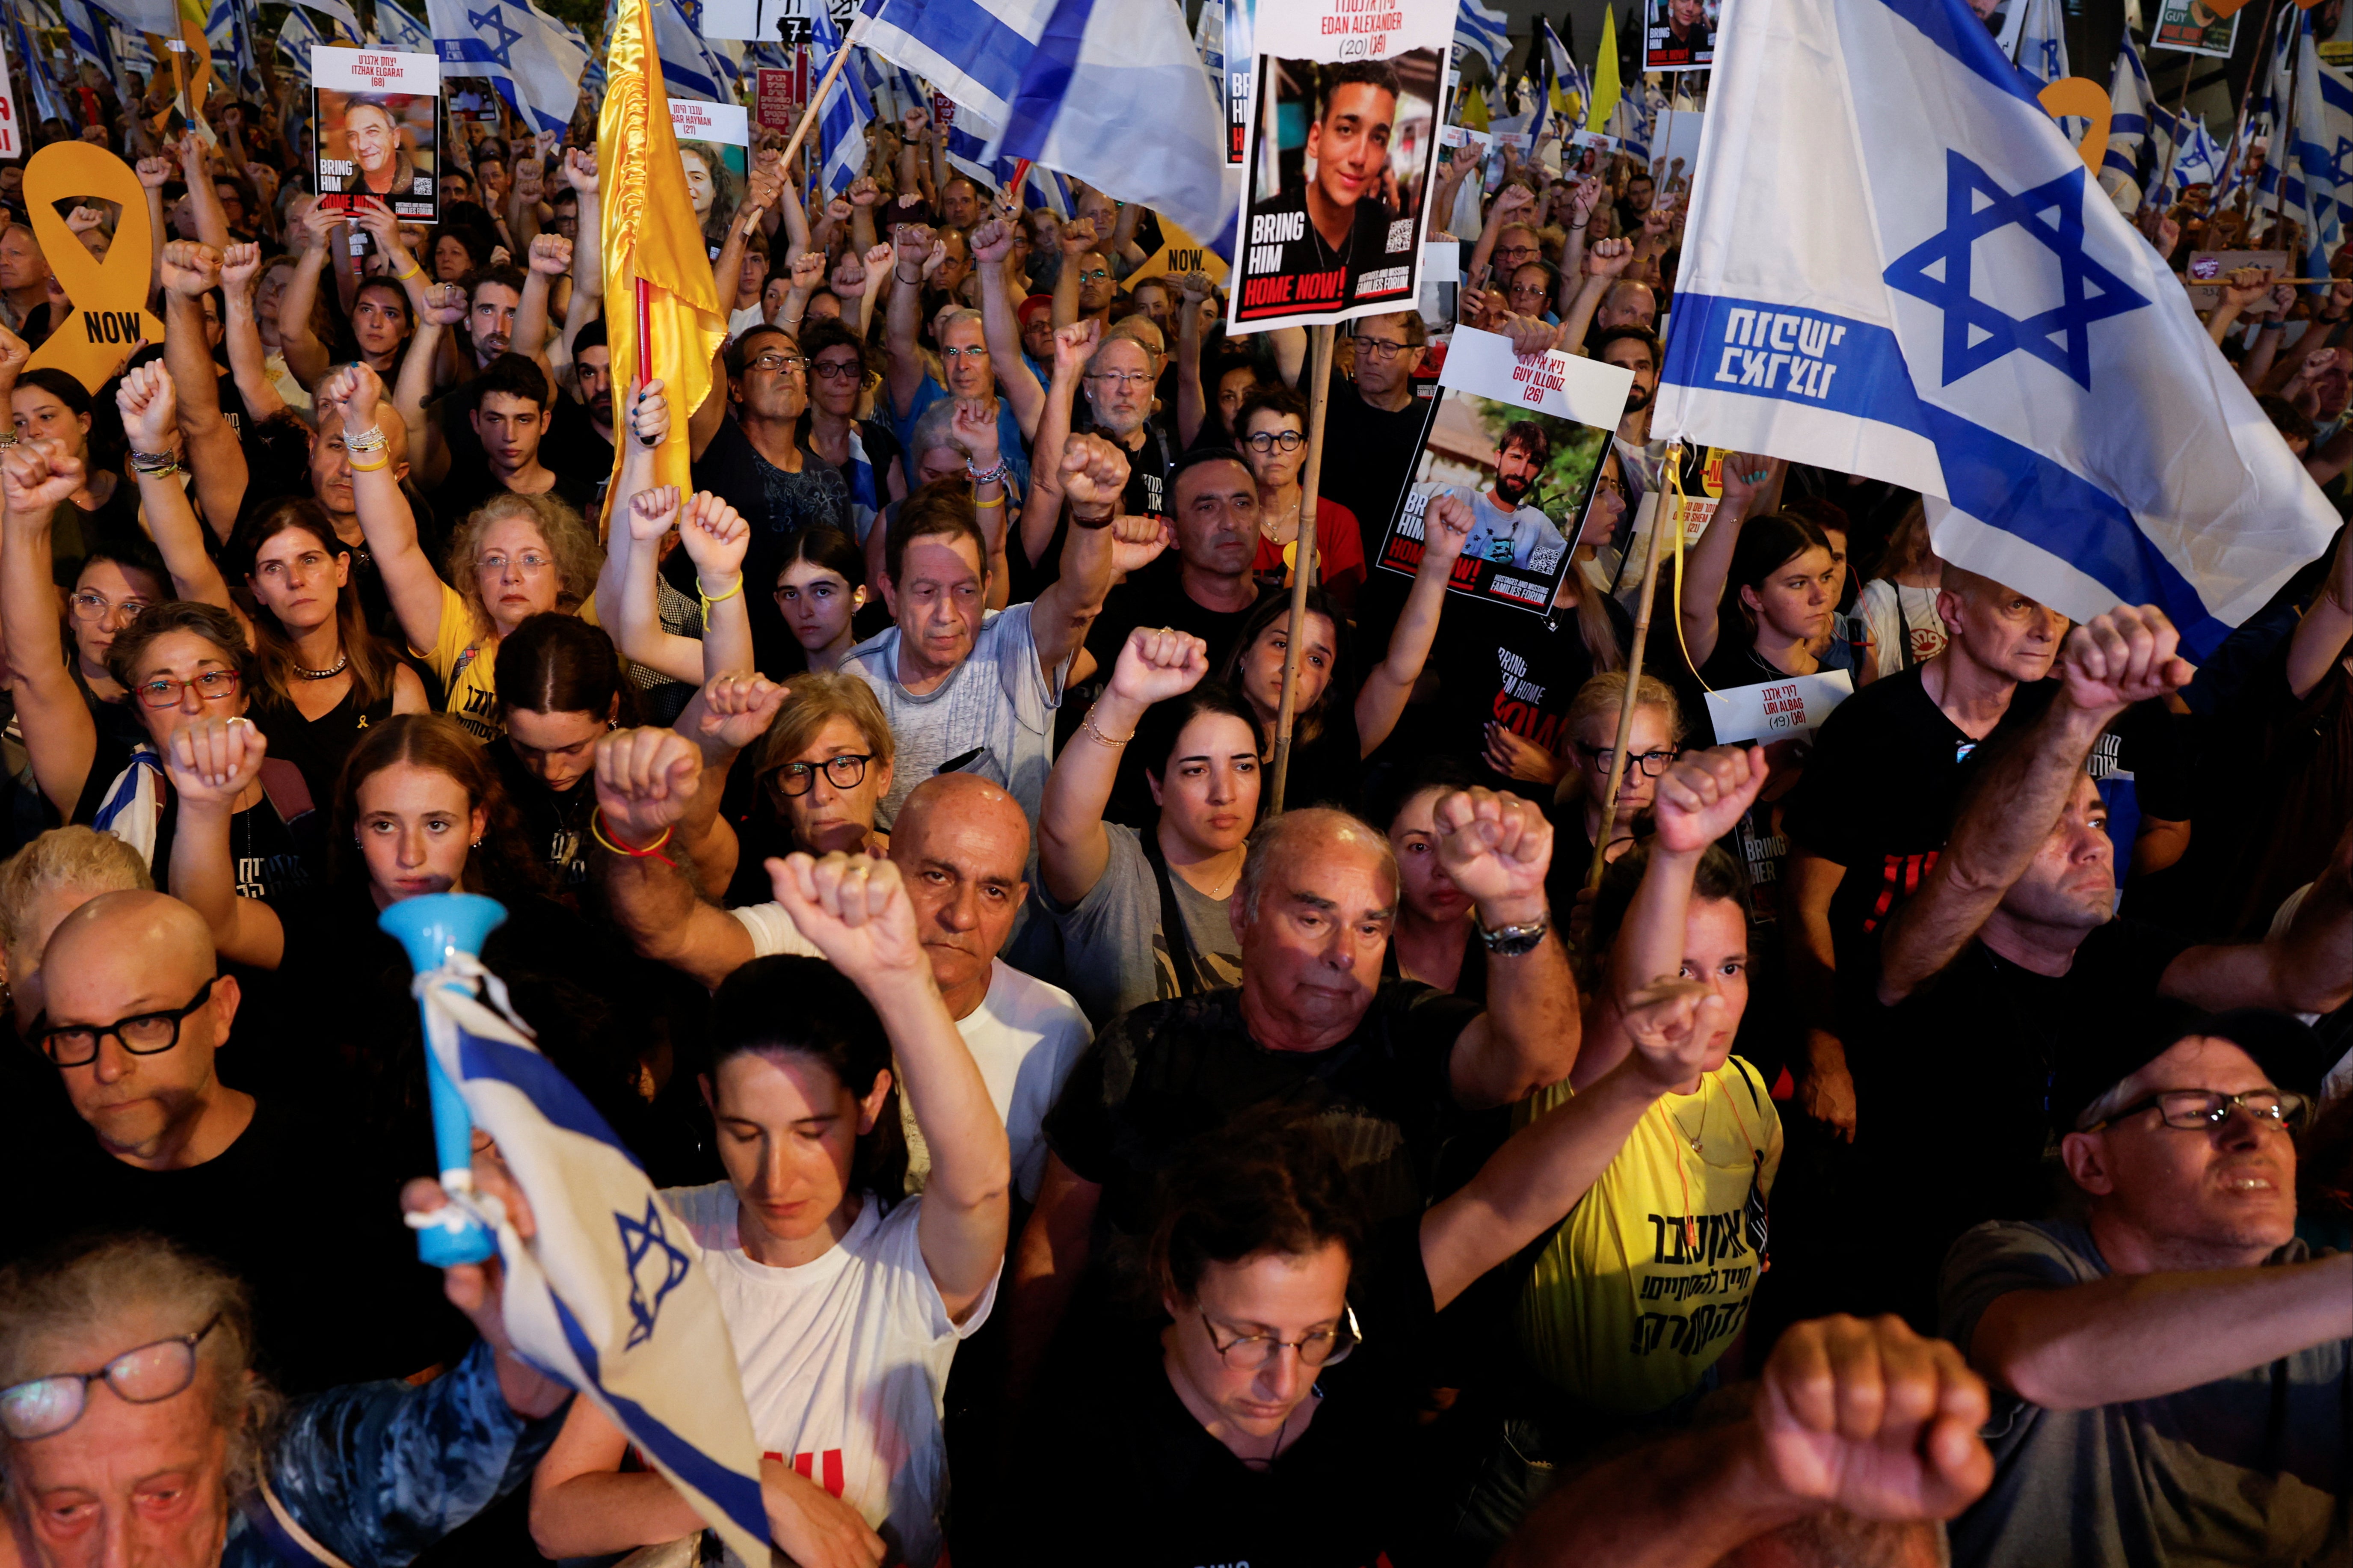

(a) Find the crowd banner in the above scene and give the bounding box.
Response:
[1654,0,2340,656]
[1374,324,1632,617]
[2151,0,2239,57]
[314,46,441,221]
[1226,0,1452,330]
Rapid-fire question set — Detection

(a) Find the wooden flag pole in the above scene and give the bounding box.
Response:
[1587,445,1679,892]
[1268,323,1336,814]
[776,41,856,175]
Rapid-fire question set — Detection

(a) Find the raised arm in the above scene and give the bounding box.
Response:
[589,727,759,987]
[0,447,100,814]
[604,479,753,685]
[135,154,172,297]
[276,205,341,391]
[116,365,233,611]
[1432,788,1582,1107]
[1676,455,1774,670]
[1878,607,2191,1004]
[1356,491,1471,754]
[884,222,936,418]
[1173,271,1213,450]
[1041,628,1206,906]
[769,853,1011,1322]
[1018,319,1097,570]
[157,242,250,537]
[1049,217,1094,329]
[1031,435,1160,683]
[514,233,571,382]
[1558,235,1632,356]
[353,198,433,318]
[217,243,288,427]
[161,717,287,967]
[320,362,455,656]
[2287,520,2353,700]
[972,216,1045,439]
[394,284,467,491]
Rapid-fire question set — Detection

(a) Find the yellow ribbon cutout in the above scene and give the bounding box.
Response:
[22,143,168,393]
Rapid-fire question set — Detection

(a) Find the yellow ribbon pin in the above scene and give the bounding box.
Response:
[21,143,168,394]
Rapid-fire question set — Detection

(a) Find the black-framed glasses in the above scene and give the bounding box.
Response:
[1495,244,1542,264]
[775,753,876,796]
[811,358,866,381]
[133,670,240,709]
[1198,1304,1360,1371]
[36,975,221,1067]
[0,1316,221,1440]
[2085,1087,2309,1134]
[1242,430,1305,454]
[1576,742,1676,777]
[1351,337,1414,361]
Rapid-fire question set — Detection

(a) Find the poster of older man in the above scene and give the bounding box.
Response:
[313,46,442,222]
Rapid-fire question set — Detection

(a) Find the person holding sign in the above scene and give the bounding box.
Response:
[1674,462,1851,696]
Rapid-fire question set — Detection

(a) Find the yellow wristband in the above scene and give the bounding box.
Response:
[347,451,392,472]
[392,259,421,280]
[974,492,1005,509]
[697,574,745,613]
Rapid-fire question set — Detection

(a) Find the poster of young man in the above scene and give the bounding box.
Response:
[1375,325,1634,614]
[2150,0,2239,57]
[1645,0,1718,71]
[1228,0,1450,329]
[313,46,440,221]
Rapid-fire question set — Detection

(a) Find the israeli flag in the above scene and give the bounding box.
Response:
[206,0,264,99]
[858,0,1050,126]
[429,0,586,129]
[807,2,874,196]
[1000,0,1236,257]
[649,0,726,100]
[59,0,119,77]
[276,1,322,74]
[1455,0,1512,83]
[2167,116,2224,198]
[373,0,434,51]
[2009,0,2067,87]
[2258,18,2353,291]
[2100,31,2151,213]
[414,953,770,1567]
[1612,81,1650,161]
[1655,0,2338,653]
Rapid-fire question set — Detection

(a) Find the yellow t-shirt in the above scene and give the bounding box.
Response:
[1513,1057,1783,1415]
[413,581,601,744]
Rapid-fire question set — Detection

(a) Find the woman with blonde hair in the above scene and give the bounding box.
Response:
[1547,672,1687,936]
[1855,499,1947,678]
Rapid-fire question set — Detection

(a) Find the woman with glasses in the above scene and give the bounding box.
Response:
[746,673,896,860]
[322,360,605,745]
[531,859,1009,1568]
[797,315,910,549]
[1234,385,1364,615]
[1547,673,1688,931]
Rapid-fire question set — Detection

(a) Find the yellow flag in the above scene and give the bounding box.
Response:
[1586,7,1620,134]
[599,0,727,504]
[1460,83,1490,132]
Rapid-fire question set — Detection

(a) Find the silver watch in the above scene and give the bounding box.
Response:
[1477,917,1550,957]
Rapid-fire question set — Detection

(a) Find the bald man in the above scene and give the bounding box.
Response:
[593,733,1091,1201]
[23,891,460,1392]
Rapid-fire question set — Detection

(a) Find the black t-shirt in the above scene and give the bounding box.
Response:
[693,415,854,674]
[492,740,594,898]
[1026,1220,1439,1568]
[251,685,400,809]
[70,739,321,903]
[1427,595,1634,803]
[1318,381,1434,571]
[1778,668,2052,970]
[1044,981,1484,1241]
[1848,918,2192,1323]
[430,462,601,536]
[537,394,616,498]
[1088,558,1265,678]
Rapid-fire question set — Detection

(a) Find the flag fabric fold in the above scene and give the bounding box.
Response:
[599,0,726,500]
[428,0,587,130]
[1455,0,1512,83]
[806,0,876,197]
[414,954,768,1567]
[857,0,1055,127]
[2257,16,2353,290]
[1654,0,2337,654]
[2100,31,2152,212]
[371,0,433,50]
[1586,3,1621,134]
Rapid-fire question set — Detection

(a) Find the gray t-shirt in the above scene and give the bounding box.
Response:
[1040,821,1243,1027]
[1940,1219,2352,1568]
[1420,482,1566,572]
[846,601,1064,829]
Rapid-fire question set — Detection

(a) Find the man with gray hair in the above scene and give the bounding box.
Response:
[1007,792,1580,1391]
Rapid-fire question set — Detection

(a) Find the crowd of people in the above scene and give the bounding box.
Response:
[0,36,2346,1568]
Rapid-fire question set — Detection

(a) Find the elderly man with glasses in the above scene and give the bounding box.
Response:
[1936,1005,2350,1568]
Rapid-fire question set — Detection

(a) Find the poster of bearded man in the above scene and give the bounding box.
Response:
[314,46,442,221]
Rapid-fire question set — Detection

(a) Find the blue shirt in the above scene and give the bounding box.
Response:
[893,372,1036,495]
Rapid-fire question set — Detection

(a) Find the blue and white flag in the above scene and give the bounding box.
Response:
[1655,0,2337,652]
[2010,0,2066,87]
[413,951,770,1568]
[650,0,727,99]
[807,1,874,195]
[2257,18,2353,290]
[2100,30,2152,212]
[59,0,119,78]
[429,0,588,130]
[206,0,265,99]
[999,0,1236,257]
[1455,0,1512,82]
[857,0,1053,127]
[275,1,322,74]
[373,0,435,50]
[2166,115,2224,200]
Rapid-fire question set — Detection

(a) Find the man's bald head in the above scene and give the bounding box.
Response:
[886,775,1031,1016]
[894,773,1031,870]
[45,891,216,1000]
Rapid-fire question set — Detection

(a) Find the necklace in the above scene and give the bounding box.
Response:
[1261,493,1301,542]
[294,652,349,680]
[1666,1090,1707,1153]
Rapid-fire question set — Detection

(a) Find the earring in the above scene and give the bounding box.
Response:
[471,837,483,848]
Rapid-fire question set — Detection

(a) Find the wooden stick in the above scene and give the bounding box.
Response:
[1268,323,1336,814]
[776,38,855,178]
[1587,451,1677,892]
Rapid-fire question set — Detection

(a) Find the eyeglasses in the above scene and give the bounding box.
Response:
[774,753,876,796]
[134,670,240,709]
[1198,1304,1360,1371]
[1078,267,1109,283]
[747,351,809,375]
[35,975,221,1068]
[69,591,154,625]
[1351,337,1414,362]
[1242,430,1305,453]
[0,1316,222,1441]
[1088,371,1153,391]
[1576,743,1676,777]
[940,344,990,362]
[1495,244,1542,264]
[812,358,866,381]
[2085,1087,2309,1134]
[474,552,554,575]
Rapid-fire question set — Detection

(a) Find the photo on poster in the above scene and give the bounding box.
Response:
[2319,0,2353,65]
[1644,0,1717,72]
[2150,1,2239,57]
[1228,0,1451,330]
[313,46,441,221]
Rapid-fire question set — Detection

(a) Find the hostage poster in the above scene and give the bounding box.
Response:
[313,46,441,221]
[1227,0,1450,329]
[1375,325,1635,615]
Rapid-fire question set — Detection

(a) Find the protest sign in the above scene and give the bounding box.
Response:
[0,27,21,160]
[756,60,808,130]
[1125,219,1233,287]
[2321,2,2353,66]
[1645,0,1718,71]
[701,0,759,38]
[1703,670,1855,747]
[1227,0,1452,330]
[2184,248,2291,311]
[313,46,440,220]
[671,98,751,148]
[1375,325,1632,615]
[1226,0,1254,163]
[2150,1,2238,56]
[21,144,166,391]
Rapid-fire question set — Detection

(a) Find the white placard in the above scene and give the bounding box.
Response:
[699,0,759,38]
[670,98,751,147]
[1490,130,1532,150]
[1704,670,1855,747]
[1438,324,1634,428]
[1422,241,1459,283]
[0,28,21,160]
[1254,0,1452,62]
[312,44,439,91]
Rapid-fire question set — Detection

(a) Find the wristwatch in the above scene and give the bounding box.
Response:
[1477,917,1550,957]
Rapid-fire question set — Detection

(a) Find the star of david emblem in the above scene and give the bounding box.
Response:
[1883,149,2149,390]
[616,1197,693,1349]
[467,4,523,65]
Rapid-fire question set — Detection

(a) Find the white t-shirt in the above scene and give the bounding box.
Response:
[844,601,1064,830]
[727,301,769,339]
[661,1183,995,1568]
[728,908,1091,1201]
[1858,578,1948,678]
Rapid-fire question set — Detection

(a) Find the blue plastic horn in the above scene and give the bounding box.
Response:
[379,892,509,1267]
